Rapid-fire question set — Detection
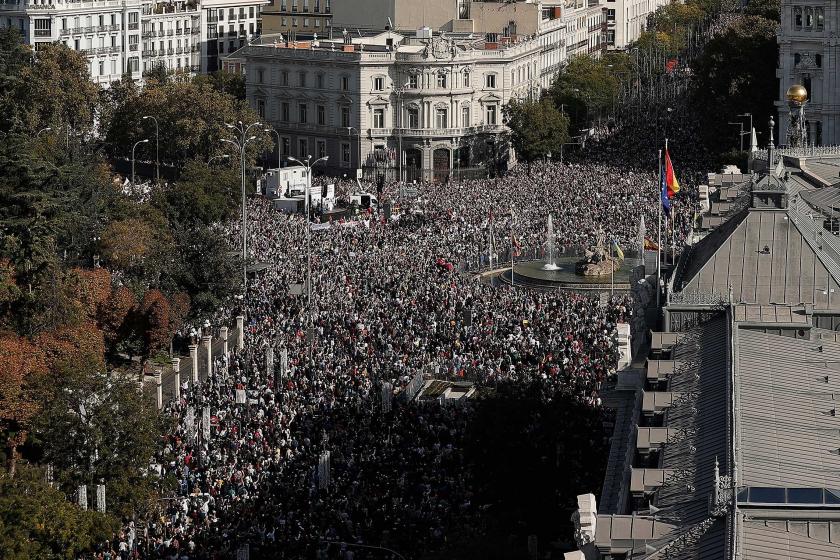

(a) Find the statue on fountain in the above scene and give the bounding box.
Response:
[576,228,622,276]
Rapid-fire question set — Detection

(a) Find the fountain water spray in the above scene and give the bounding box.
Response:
[542,214,560,271]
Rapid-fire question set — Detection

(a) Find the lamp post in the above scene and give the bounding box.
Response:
[345,126,361,178]
[36,126,52,137]
[264,127,281,169]
[391,81,411,183]
[141,115,160,183]
[728,121,746,152]
[132,138,149,187]
[738,112,753,136]
[221,120,263,291]
[286,154,329,349]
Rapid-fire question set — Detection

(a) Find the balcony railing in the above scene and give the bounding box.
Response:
[129,43,138,51]
[367,124,504,138]
[167,47,174,54]
[166,29,173,35]
[128,22,138,29]
[34,28,51,37]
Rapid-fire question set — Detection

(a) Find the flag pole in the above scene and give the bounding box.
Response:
[665,138,669,267]
[657,148,662,308]
[510,206,515,287]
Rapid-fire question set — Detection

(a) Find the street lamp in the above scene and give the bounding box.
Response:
[286,154,329,349]
[345,126,361,178]
[738,112,753,136]
[208,154,230,165]
[36,126,52,137]
[728,121,747,152]
[131,138,150,187]
[141,115,160,183]
[221,120,263,291]
[264,127,281,169]
[391,81,411,183]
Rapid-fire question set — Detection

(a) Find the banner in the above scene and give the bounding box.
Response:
[235,389,246,404]
[78,485,88,510]
[96,484,106,513]
[381,382,393,414]
[202,407,211,441]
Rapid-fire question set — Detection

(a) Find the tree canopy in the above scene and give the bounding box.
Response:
[503,98,570,162]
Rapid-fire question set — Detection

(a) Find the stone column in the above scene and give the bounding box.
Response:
[220,326,229,356]
[236,315,245,349]
[155,372,163,410]
[202,335,212,380]
[189,344,199,384]
[171,357,181,400]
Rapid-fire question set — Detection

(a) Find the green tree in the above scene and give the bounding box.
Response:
[193,69,247,100]
[35,354,165,520]
[549,54,628,131]
[690,16,778,154]
[155,157,240,227]
[0,464,119,559]
[503,98,570,163]
[102,79,271,171]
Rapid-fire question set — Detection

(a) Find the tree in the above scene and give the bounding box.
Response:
[0,335,47,476]
[193,70,246,101]
[35,355,164,520]
[155,158,240,227]
[137,289,172,356]
[549,54,628,131]
[99,285,137,353]
[1,36,99,139]
[503,98,570,163]
[102,79,272,171]
[0,464,119,558]
[690,16,778,154]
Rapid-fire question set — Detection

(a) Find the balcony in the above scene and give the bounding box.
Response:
[367,124,504,138]
[142,30,155,37]
[191,27,199,35]
[207,15,218,22]
[128,22,139,30]
[129,43,138,51]
[142,49,154,56]
[34,28,51,37]
[167,48,174,54]
[166,28,173,35]
[175,47,183,54]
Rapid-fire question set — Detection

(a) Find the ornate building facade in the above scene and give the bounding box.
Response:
[777,0,838,146]
[239,31,544,182]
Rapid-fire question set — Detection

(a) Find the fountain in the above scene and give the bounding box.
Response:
[542,214,560,271]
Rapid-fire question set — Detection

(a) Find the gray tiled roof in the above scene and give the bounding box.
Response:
[741,520,840,559]
[680,208,840,307]
[640,315,730,560]
[735,329,840,488]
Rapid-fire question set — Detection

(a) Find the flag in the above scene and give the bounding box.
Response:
[611,239,624,261]
[665,58,678,73]
[660,159,671,217]
[512,235,522,257]
[644,238,659,250]
[665,149,680,197]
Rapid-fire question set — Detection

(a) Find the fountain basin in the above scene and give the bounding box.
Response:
[501,257,634,291]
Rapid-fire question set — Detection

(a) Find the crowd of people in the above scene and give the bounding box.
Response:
[86,90,713,560]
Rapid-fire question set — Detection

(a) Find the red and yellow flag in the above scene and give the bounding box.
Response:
[665,149,680,198]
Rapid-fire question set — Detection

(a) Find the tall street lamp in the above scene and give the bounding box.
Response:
[208,154,230,165]
[132,138,149,187]
[345,126,361,178]
[264,126,281,169]
[36,126,52,137]
[391,81,411,183]
[287,154,329,349]
[222,120,263,292]
[141,115,160,183]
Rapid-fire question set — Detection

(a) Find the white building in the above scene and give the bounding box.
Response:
[776,0,837,146]
[563,0,605,58]
[140,0,201,76]
[239,30,543,182]
[0,0,144,85]
[602,0,665,50]
[0,0,267,85]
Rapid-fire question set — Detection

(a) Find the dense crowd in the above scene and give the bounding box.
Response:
[86,92,715,559]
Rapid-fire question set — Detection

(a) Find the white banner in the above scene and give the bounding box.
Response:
[202,407,211,441]
[96,484,106,513]
[235,389,246,404]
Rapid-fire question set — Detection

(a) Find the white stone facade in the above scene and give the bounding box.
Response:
[563,0,605,58]
[240,31,543,181]
[1,0,144,85]
[602,0,665,50]
[0,0,267,86]
[777,0,839,146]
